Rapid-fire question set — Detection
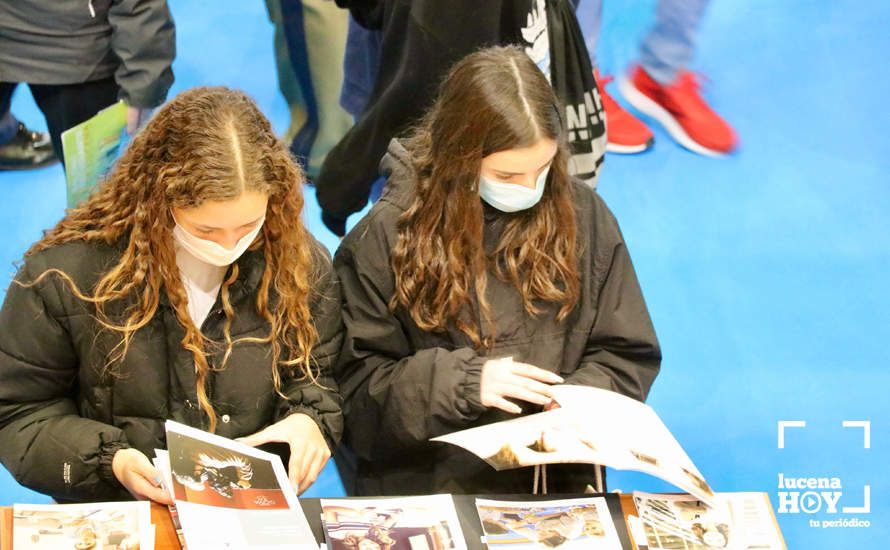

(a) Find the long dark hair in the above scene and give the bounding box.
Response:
[390,46,580,348]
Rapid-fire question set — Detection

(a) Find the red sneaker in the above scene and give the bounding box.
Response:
[619,64,738,157]
[594,69,654,154]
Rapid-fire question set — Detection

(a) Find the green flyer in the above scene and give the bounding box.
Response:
[60,100,128,208]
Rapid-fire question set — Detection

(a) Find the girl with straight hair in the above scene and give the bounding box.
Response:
[333,46,661,496]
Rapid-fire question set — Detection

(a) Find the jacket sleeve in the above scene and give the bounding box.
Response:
[565,196,662,402]
[0,258,131,502]
[333,219,489,461]
[316,1,503,219]
[107,0,176,108]
[276,244,344,452]
[335,0,384,29]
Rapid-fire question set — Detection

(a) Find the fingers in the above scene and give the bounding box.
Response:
[500,383,552,406]
[489,395,522,415]
[510,362,564,384]
[287,453,301,496]
[236,427,284,448]
[288,444,331,495]
[304,450,330,492]
[126,458,172,504]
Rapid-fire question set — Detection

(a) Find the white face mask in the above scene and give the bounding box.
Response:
[172,217,265,267]
[479,165,550,212]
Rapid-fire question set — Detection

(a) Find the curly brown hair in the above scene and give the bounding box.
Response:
[390,46,581,348]
[23,86,320,432]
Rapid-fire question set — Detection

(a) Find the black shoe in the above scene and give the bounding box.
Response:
[0,123,59,171]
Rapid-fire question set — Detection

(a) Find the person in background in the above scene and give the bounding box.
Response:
[0,85,57,170]
[317,0,605,237]
[0,0,175,163]
[266,0,354,181]
[0,87,343,503]
[585,0,738,156]
[333,47,660,496]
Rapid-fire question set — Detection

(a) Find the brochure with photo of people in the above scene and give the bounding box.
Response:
[12,501,154,549]
[475,497,624,549]
[153,420,317,550]
[320,494,468,550]
[432,384,717,507]
[632,492,787,550]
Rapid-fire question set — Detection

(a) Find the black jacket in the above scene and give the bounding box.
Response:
[0,238,343,502]
[318,0,541,227]
[333,140,661,496]
[0,0,175,108]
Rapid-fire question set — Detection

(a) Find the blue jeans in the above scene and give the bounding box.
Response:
[586,0,710,84]
[340,16,382,120]
[0,83,19,145]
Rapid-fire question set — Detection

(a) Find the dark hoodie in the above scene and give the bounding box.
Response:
[332,139,660,495]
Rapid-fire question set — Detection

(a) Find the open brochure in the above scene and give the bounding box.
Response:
[632,492,786,550]
[432,385,716,507]
[152,420,317,550]
[60,100,128,208]
[475,497,624,549]
[12,501,154,549]
[319,494,468,550]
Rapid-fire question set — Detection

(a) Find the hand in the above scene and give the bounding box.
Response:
[544,400,561,411]
[126,106,152,135]
[480,357,564,414]
[237,413,331,495]
[112,448,172,505]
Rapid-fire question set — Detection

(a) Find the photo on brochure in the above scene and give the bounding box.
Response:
[320,494,468,550]
[632,492,787,550]
[12,501,153,550]
[162,421,317,550]
[475,497,624,550]
[167,427,289,510]
[432,385,716,507]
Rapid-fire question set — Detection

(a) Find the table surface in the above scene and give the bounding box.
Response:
[1,494,641,550]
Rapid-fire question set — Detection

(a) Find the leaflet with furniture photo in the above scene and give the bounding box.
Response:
[432,385,717,507]
[152,420,316,550]
[475,496,625,549]
[12,501,154,549]
[632,492,787,550]
[320,494,468,550]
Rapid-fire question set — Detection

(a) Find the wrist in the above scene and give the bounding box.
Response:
[102,442,132,485]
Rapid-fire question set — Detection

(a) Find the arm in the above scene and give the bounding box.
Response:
[0,259,130,501]
[316,0,503,220]
[275,244,345,451]
[565,196,662,401]
[333,223,488,461]
[107,0,176,108]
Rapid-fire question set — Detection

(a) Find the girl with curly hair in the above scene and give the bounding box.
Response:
[0,87,343,503]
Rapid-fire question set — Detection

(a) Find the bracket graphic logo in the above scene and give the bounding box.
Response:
[776,420,871,529]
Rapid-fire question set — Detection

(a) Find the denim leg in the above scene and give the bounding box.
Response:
[639,0,710,84]
[0,83,19,145]
[340,17,382,120]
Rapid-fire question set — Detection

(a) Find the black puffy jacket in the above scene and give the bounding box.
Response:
[0,238,343,502]
[333,140,661,496]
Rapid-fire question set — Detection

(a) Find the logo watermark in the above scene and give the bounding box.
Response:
[776,420,872,530]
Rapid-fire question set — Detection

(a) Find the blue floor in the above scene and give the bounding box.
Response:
[1,1,887,547]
